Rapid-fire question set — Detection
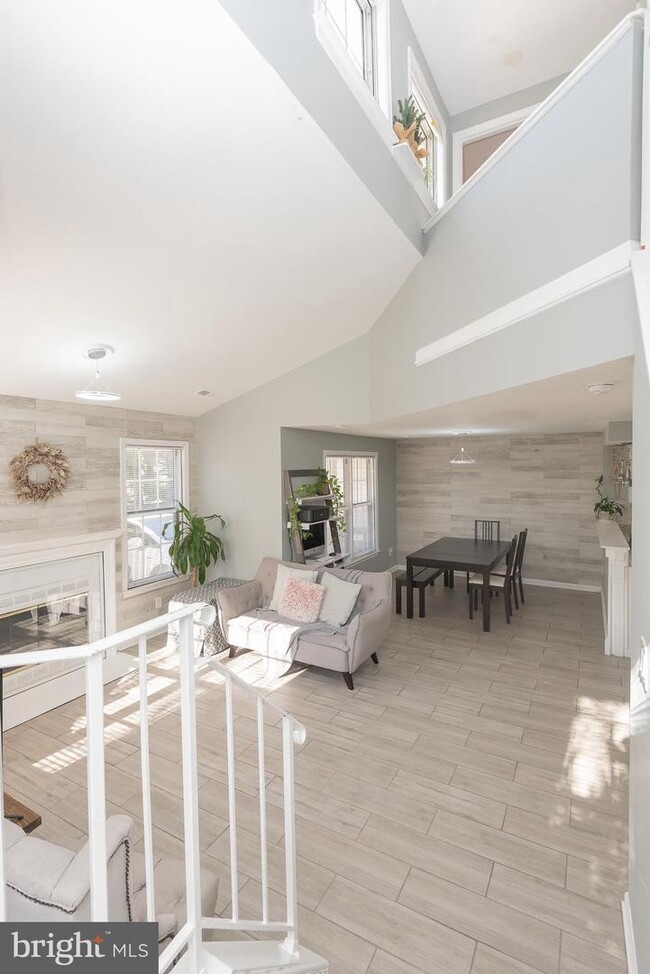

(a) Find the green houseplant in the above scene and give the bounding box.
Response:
[393,95,428,165]
[593,475,624,521]
[163,501,226,587]
[288,468,345,538]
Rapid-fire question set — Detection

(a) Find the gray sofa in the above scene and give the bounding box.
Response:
[217,558,392,689]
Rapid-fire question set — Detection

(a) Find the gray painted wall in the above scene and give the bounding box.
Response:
[218,0,449,249]
[370,273,638,424]
[369,26,641,423]
[280,427,397,571]
[629,333,650,972]
[451,75,567,134]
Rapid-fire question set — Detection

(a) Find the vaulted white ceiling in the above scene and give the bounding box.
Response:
[0,1,420,415]
[402,0,637,116]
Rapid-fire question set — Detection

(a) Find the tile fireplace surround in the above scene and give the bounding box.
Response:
[0,529,134,728]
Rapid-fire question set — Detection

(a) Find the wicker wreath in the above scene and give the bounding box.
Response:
[10,440,71,502]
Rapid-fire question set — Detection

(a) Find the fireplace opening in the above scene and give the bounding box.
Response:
[0,593,89,669]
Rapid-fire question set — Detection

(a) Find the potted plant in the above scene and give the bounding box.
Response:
[593,475,624,521]
[163,501,226,587]
[288,468,345,538]
[393,95,428,165]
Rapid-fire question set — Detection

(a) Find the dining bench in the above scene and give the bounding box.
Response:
[395,567,446,617]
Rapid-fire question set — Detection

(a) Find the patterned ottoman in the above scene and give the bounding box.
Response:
[168,577,247,656]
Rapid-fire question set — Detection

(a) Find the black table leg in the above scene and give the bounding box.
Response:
[406,560,414,619]
[482,570,491,632]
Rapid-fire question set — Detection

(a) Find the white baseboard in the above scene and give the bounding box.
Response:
[392,565,600,594]
[523,576,601,594]
[622,892,638,974]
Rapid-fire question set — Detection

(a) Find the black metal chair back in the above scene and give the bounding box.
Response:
[475,519,501,541]
[516,528,528,572]
[504,535,518,579]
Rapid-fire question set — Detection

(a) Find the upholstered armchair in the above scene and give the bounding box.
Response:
[4,814,218,941]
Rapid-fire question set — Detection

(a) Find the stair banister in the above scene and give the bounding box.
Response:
[0,603,325,973]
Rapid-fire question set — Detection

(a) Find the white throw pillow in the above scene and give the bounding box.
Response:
[318,572,361,627]
[269,564,318,611]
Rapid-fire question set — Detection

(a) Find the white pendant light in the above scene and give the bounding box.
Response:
[450,445,476,465]
[75,345,121,402]
[450,433,477,465]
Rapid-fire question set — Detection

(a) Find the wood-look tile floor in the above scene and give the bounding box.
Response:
[4,584,630,974]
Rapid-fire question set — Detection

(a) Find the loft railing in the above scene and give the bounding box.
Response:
[426,9,644,233]
[0,603,315,973]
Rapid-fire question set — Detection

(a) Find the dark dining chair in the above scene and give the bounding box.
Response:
[467,519,502,591]
[493,527,528,608]
[468,534,518,625]
[475,519,501,541]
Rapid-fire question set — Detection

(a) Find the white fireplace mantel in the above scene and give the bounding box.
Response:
[0,527,123,562]
[0,528,125,727]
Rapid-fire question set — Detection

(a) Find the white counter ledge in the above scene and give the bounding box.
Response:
[597,519,630,657]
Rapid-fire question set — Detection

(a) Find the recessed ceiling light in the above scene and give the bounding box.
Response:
[587,382,614,396]
[196,389,212,397]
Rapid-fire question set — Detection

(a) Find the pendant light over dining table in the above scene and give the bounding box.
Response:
[450,435,477,465]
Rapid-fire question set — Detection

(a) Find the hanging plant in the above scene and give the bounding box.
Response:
[10,440,71,502]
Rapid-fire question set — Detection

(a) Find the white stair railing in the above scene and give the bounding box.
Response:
[0,602,328,974]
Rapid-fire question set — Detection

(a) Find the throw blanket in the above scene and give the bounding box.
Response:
[248,567,380,661]
[248,610,348,661]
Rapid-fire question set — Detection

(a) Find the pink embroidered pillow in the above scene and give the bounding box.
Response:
[278,578,325,623]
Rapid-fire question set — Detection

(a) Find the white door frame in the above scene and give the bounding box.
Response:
[452,104,539,194]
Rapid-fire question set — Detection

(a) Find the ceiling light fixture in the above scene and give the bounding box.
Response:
[587,382,614,396]
[75,345,121,401]
[450,434,476,465]
[450,446,477,465]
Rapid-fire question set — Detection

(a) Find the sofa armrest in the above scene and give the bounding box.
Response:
[52,815,134,914]
[217,580,263,630]
[346,598,392,673]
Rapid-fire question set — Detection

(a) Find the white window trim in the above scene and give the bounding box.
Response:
[314,0,394,149]
[406,47,447,208]
[119,437,190,598]
[324,450,380,564]
[451,104,539,195]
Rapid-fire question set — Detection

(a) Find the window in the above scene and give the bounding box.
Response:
[410,76,439,200]
[322,0,376,94]
[408,49,447,207]
[325,452,378,561]
[121,440,188,591]
[315,0,392,148]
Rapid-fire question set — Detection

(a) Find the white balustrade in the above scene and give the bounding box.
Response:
[0,602,327,973]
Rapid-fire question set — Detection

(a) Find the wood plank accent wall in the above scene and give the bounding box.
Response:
[397,433,604,588]
[0,395,197,630]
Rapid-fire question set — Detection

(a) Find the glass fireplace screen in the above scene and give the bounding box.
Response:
[0,593,90,668]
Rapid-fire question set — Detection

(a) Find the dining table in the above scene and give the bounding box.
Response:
[406,536,512,632]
